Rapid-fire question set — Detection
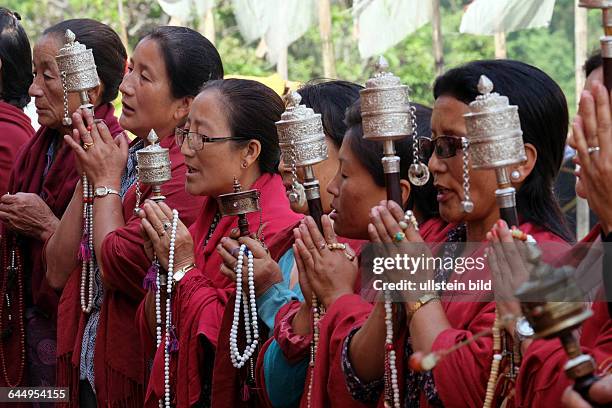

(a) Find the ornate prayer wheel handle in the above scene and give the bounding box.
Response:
[602,38,612,91]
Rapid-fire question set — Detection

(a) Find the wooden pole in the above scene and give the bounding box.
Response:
[318,0,337,78]
[575,0,590,240]
[494,31,507,59]
[277,46,289,80]
[432,0,444,76]
[117,0,130,55]
[202,7,216,45]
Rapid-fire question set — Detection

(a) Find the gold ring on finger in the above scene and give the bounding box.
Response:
[83,141,94,151]
[326,242,346,251]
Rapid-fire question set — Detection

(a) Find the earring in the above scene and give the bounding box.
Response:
[510,170,521,181]
[460,137,474,213]
[241,161,247,169]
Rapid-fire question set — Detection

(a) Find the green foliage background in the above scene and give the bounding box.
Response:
[6,0,604,115]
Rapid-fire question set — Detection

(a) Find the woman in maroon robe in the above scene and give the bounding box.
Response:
[0,18,126,392]
[138,79,302,407]
[45,27,223,407]
[335,60,572,408]
[258,100,446,407]
[0,8,33,195]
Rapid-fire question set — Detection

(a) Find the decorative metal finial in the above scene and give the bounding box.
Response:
[477,75,494,95]
[64,29,76,45]
[147,129,159,145]
[286,91,302,108]
[375,55,389,74]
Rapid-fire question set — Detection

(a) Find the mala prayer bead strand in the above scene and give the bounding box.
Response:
[229,244,259,369]
[80,175,95,313]
[384,291,400,408]
[162,210,179,408]
[483,313,503,408]
[0,239,25,387]
[306,294,323,408]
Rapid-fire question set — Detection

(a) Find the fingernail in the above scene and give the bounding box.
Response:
[371,207,378,217]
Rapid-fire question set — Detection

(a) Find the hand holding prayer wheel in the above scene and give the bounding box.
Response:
[64,108,129,188]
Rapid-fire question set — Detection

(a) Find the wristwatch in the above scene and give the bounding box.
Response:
[515,316,535,342]
[173,263,196,283]
[94,186,120,199]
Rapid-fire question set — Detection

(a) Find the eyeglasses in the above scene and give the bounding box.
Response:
[430,135,465,159]
[175,128,240,151]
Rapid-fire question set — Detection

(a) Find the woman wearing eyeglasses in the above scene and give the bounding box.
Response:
[310,59,573,408]
[45,27,222,407]
[137,78,302,407]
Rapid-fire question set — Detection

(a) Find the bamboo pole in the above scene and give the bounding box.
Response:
[277,46,289,80]
[202,7,216,45]
[432,0,444,76]
[494,31,507,59]
[117,0,130,55]
[575,0,590,240]
[318,0,337,78]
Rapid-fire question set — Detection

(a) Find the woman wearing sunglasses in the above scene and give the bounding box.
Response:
[45,27,223,406]
[329,59,573,408]
[137,79,302,407]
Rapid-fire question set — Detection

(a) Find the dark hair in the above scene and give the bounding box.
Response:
[433,59,572,241]
[344,99,439,220]
[0,8,32,109]
[297,80,363,147]
[44,19,127,105]
[200,79,283,174]
[584,50,602,77]
[143,26,223,99]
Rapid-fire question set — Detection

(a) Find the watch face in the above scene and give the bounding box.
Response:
[95,187,107,196]
[517,318,534,337]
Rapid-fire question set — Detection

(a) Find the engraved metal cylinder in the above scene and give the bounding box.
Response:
[360,57,413,142]
[463,75,526,170]
[276,92,328,167]
[55,29,100,94]
[217,190,261,217]
[137,130,172,189]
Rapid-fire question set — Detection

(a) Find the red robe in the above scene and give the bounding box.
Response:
[514,225,612,407]
[393,223,569,408]
[143,173,302,407]
[0,101,33,194]
[0,103,119,390]
[56,133,204,407]
[260,217,451,407]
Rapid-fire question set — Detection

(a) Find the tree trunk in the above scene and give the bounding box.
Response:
[494,31,507,59]
[575,0,590,240]
[432,0,444,76]
[318,0,337,78]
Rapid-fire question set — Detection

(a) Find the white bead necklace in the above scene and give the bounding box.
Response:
[155,209,179,408]
[80,174,95,313]
[229,244,259,369]
[384,290,400,408]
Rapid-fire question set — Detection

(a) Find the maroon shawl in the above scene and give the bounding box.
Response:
[0,101,33,194]
[144,173,302,407]
[0,103,120,388]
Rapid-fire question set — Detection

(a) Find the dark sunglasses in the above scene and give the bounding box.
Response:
[175,128,240,151]
[430,135,465,159]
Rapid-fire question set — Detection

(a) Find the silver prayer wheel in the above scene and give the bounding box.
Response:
[360,56,414,142]
[217,179,261,218]
[136,130,172,201]
[276,91,328,167]
[55,29,100,125]
[462,75,526,219]
[464,75,526,170]
[56,29,100,93]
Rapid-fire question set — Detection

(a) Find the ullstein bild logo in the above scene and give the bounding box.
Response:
[370,278,492,292]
